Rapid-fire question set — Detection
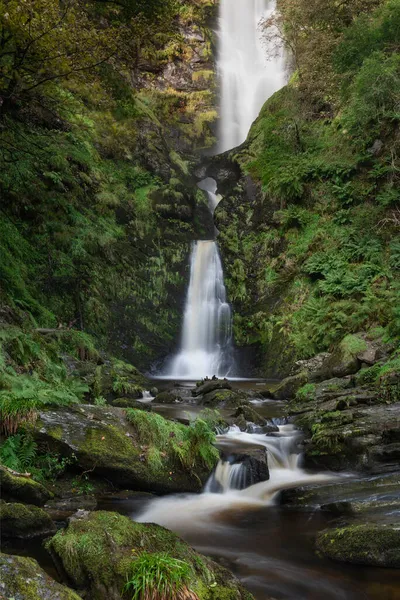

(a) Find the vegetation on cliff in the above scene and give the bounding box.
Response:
[216,0,400,377]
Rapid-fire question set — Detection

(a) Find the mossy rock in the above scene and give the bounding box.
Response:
[233,406,266,427]
[111,398,152,411]
[47,511,254,600]
[274,372,309,400]
[0,501,56,538]
[32,405,214,493]
[200,389,249,408]
[0,465,53,506]
[192,379,232,397]
[0,552,82,600]
[154,391,182,403]
[316,523,400,567]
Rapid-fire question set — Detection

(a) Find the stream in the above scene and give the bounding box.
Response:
[99,388,400,600]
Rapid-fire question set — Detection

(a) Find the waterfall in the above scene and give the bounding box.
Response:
[160,0,285,380]
[218,0,286,152]
[168,239,234,379]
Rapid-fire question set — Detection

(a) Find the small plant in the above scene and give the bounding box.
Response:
[123,552,199,600]
[296,383,316,402]
[72,474,95,494]
[94,396,107,407]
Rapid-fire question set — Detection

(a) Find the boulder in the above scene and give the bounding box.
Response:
[229,447,269,487]
[154,391,182,403]
[200,388,249,408]
[0,465,52,506]
[46,511,254,600]
[32,405,215,493]
[192,378,232,397]
[316,523,400,568]
[274,372,309,400]
[0,501,56,538]
[233,405,266,427]
[111,398,152,410]
[0,553,82,600]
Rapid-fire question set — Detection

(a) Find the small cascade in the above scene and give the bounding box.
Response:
[139,391,154,403]
[205,460,247,493]
[218,0,286,152]
[167,240,234,379]
[136,425,339,531]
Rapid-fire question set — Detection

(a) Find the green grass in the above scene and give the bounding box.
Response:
[126,410,219,473]
[123,552,196,600]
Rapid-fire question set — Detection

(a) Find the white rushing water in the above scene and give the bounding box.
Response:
[136,426,339,530]
[167,239,234,379]
[218,0,286,152]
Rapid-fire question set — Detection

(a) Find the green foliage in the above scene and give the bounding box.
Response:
[0,432,75,482]
[296,383,316,402]
[126,410,219,473]
[123,552,194,600]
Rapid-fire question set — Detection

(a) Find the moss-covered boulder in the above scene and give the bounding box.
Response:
[47,511,254,600]
[193,379,232,397]
[32,405,217,493]
[233,405,266,427]
[0,553,82,600]
[200,389,249,408]
[316,523,400,567]
[0,465,52,506]
[273,372,309,400]
[154,391,182,403]
[0,501,56,538]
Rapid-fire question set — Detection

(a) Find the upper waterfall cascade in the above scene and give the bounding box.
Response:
[162,0,285,380]
[218,0,286,152]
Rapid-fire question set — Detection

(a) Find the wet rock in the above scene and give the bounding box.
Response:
[154,391,182,403]
[44,495,97,522]
[111,397,152,410]
[200,388,249,408]
[192,378,232,397]
[0,553,82,600]
[0,465,52,506]
[316,523,400,568]
[0,501,56,539]
[280,472,400,514]
[32,405,213,493]
[233,405,266,427]
[47,511,255,600]
[228,447,269,487]
[274,372,309,400]
[291,353,331,377]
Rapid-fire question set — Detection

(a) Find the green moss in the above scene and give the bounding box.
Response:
[0,501,55,538]
[339,335,368,361]
[0,553,82,600]
[296,383,316,402]
[316,524,400,567]
[0,466,52,506]
[47,512,254,600]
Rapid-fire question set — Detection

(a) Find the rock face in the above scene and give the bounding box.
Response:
[0,553,82,600]
[32,405,214,493]
[47,511,255,600]
[192,379,232,397]
[0,466,52,506]
[316,524,400,568]
[0,501,56,538]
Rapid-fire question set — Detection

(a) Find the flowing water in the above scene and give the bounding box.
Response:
[167,240,234,379]
[127,423,400,600]
[146,2,400,598]
[218,0,286,152]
